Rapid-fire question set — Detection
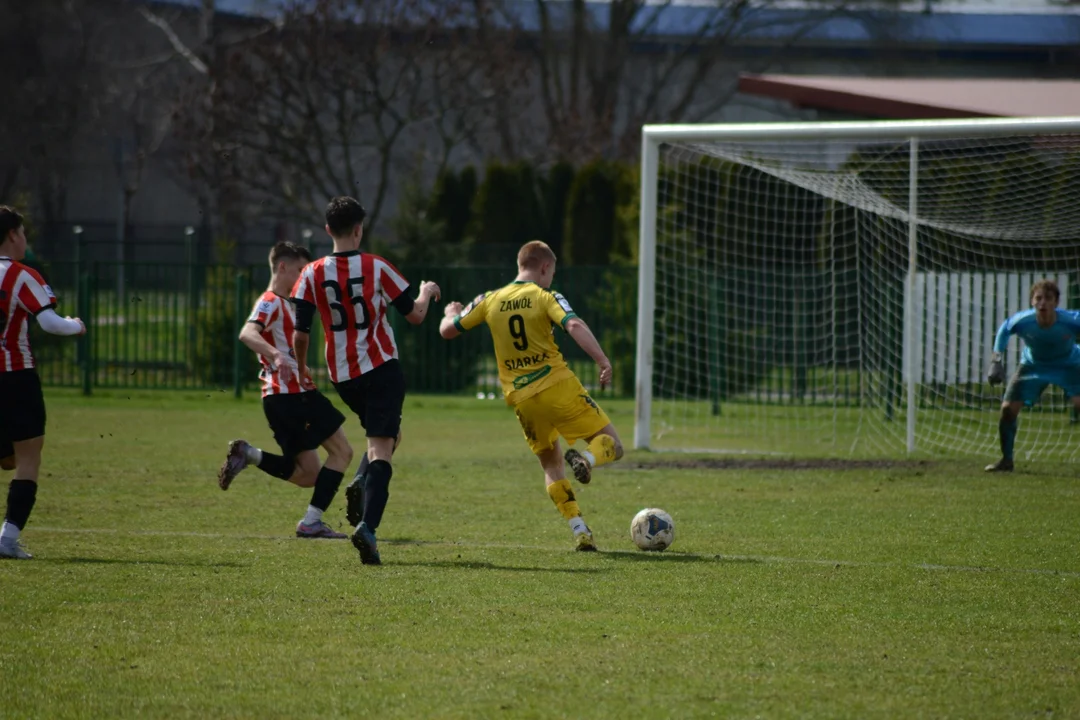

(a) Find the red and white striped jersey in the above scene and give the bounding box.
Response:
[291,251,410,383]
[247,291,306,397]
[0,257,57,372]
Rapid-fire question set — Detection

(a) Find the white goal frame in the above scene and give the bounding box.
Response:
[635,116,1080,452]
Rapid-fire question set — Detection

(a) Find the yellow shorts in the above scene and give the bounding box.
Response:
[514,376,611,455]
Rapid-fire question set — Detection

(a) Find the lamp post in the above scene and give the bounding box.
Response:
[185,226,197,367]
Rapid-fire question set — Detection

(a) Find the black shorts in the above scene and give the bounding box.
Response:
[333,359,405,439]
[262,390,346,459]
[0,369,47,451]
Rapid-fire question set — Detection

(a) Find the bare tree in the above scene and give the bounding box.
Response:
[87,8,198,270]
[0,0,108,224]
[136,0,283,254]
[0,0,259,254]
[172,0,507,236]
[482,0,856,160]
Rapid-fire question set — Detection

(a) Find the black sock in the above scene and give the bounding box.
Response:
[1000,415,1018,462]
[362,460,393,532]
[352,452,370,485]
[256,451,295,481]
[5,479,38,530]
[309,467,345,512]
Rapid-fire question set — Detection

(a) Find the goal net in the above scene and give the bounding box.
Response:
[635,118,1080,459]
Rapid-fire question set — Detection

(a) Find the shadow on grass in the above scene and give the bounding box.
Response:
[398,559,607,574]
[599,550,764,565]
[41,556,250,569]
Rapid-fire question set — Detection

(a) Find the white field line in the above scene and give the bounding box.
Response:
[31,526,1080,578]
[649,447,791,456]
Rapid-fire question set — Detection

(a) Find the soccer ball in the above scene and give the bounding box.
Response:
[630,508,675,551]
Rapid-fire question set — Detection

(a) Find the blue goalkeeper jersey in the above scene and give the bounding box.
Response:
[993,309,1080,366]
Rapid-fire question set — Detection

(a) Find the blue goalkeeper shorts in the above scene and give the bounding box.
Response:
[1002,363,1080,405]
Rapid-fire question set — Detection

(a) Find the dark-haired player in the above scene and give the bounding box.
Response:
[0,206,86,559]
[985,278,1080,472]
[292,196,440,564]
[217,241,354,538]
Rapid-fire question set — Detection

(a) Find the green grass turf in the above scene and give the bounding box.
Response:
[1,390,1078,718]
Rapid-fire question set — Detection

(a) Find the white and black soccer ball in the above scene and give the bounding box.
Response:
[630,508,675,551]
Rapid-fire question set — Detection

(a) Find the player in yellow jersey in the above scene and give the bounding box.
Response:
[438,240,623,551]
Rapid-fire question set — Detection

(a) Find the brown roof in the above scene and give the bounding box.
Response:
[738,74,1080,119]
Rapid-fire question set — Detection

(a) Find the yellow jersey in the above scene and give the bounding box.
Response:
[453,281,579,405]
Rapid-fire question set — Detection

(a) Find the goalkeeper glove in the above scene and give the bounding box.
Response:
[987,356,1005,386]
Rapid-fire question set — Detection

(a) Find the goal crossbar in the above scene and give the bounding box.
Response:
[641,117,1080,143]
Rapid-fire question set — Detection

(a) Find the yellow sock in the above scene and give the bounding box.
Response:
[546,479,581,520]
[585,434,618,468]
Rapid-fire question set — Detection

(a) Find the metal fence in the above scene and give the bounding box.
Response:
[31,261,640,398]
[34,259,1053,415]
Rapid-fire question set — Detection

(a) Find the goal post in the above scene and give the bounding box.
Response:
[635,117,1080,458]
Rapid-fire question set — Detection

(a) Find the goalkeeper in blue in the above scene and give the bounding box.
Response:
[985,279,1080,472]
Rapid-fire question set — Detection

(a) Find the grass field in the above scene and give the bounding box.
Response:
[2,390,1079,718]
